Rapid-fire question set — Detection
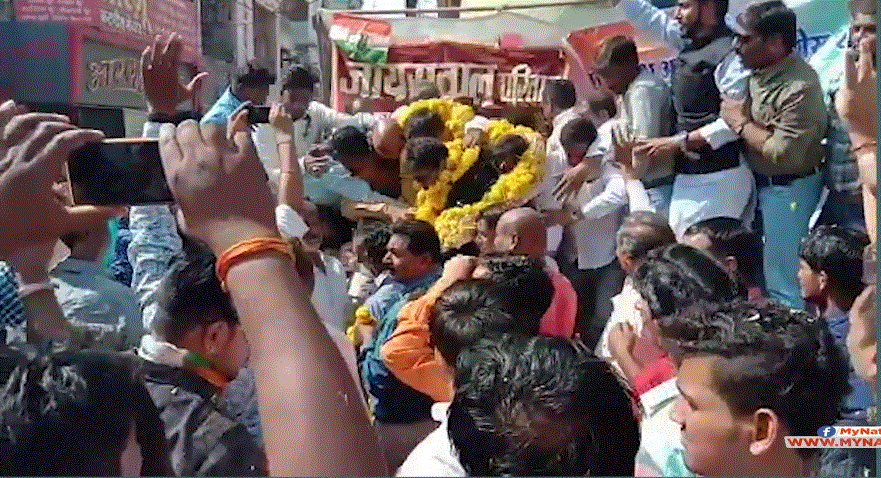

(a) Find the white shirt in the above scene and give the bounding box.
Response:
[397,402,465,477]
[312,253,350,332]
[256,101,377,180]
[559,122,628,270]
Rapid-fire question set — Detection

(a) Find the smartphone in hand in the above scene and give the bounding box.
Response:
[67,138,173,205]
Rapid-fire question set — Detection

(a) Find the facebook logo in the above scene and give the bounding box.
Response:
[818,426,837,437]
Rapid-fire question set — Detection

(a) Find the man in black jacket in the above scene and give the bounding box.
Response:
[137,245,267,476]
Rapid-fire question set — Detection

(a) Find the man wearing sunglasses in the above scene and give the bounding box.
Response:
[721,0,827,310]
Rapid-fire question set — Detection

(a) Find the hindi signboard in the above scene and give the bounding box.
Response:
[14,0,200,63]
[333,41,566,112]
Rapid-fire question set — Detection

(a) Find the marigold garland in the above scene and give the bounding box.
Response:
[398,99,546,250]
[433,120,545,250]
[397,98,475,141]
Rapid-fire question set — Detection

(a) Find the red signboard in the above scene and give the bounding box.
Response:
[332,41,566,113]
[14,0,201,63]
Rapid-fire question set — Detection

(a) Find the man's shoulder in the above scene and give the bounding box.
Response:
[141,362,266,475]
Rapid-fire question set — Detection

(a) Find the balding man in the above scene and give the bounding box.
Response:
[494,208,577,339]
[340,118,415,223]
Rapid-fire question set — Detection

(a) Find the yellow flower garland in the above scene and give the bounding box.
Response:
[398,99,546,250]
[433,120,545,250]
[397,98,475,141]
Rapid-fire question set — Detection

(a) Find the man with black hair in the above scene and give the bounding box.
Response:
[405,137,449,190]
[358,220,443,471]
[202,63,276,125]
[381,254,557,418]
[136,246,267,476]
[403,109,446,140]
[721,0,827,310]
[596,35,674,215]
[543,79,578,160]
[612,0,757,240]
[546,116,627,349]
[798,226,873,418]
[400,334,639,476]
[661,299,850,477]
[682,216,762,300]
[798,227,876,477]
[0,349,173,476]
[300,125,396,210]
[279,65,377,158]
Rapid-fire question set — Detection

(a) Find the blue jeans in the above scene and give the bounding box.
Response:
[757,171,823,310]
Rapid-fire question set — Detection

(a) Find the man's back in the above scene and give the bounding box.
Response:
[141,360,268,476]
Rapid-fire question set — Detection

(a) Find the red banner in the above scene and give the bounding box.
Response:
[332,41,566,114]
[14,0,200,63]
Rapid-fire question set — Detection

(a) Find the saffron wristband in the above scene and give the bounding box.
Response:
[216,237,295,288]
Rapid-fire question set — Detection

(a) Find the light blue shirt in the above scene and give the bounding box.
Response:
[299,155,394,207]
[201,87,242,126]
[50,257,144,348]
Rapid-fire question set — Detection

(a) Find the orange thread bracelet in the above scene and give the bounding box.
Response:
[216,237,294,288]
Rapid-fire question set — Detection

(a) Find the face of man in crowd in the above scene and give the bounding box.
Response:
[735,27,775,70]
[596,63,633,96]
[563,141,590,168]
[282,87,314,121]
[670,355,756,477]
[413,163,443,190]
[847,286,877,387]
[206,322,250,380]
[797,259,823,301]
[675,0,703,36]
[384,233,429,283]
[475,218,496,256]
[851,13,877,58]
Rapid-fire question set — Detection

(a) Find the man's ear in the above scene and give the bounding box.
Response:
[203,320,231,356]
[817,270,829,293]
[748,408,781,456]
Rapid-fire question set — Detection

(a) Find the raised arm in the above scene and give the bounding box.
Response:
[614,0,686,52]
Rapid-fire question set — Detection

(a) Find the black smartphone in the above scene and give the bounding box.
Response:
[67,138,173,205]
[248,106,271,124]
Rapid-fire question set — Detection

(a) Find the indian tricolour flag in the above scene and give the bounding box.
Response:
[329,14,392,64]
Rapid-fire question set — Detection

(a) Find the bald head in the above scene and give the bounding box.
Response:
[371,118,406,163]
[493,208,547,259]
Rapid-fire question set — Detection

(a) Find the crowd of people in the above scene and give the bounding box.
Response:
[0,0,876,475]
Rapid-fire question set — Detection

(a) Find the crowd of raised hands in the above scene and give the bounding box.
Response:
[0,33,387,476]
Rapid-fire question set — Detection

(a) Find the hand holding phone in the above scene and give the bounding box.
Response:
[67,138,174,205]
